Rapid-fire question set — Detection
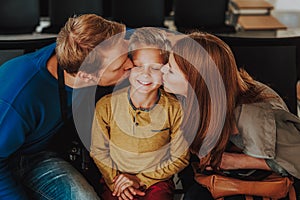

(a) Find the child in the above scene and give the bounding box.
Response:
[90,27,190,200]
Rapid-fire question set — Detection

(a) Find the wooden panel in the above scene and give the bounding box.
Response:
[238,15,287,31]
[231,0,274,10]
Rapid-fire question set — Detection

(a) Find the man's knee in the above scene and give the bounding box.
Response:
[24,156,100,199]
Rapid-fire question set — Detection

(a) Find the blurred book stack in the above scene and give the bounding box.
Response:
[227,0,287,32]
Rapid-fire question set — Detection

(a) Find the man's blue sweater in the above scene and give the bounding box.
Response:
[0,43,72,199]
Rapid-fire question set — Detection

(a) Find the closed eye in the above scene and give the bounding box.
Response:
[151,66,162,70]
[112,56,129,72]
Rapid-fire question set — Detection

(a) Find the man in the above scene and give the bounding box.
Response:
[0,14,133,200]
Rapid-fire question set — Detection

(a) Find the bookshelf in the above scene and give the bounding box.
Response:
[229,0,274,14]
[237,15,287,31]
[227,0,287,32]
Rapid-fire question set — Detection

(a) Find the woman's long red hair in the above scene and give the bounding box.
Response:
[172,32,269,170]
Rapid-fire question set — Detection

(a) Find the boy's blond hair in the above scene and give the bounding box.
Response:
[128,27,171,64]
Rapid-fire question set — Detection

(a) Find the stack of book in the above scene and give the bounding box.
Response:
[236,15,287,31]
[227,0,287,32]
[229,0,273,14]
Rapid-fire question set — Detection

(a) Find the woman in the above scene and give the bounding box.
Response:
[160,32,300,199]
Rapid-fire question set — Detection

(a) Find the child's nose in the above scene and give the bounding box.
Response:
[142,66,151,75]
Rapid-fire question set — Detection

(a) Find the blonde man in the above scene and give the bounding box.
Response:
[0,14,133,200]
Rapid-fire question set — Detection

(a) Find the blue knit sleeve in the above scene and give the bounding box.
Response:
[0,101,29,199]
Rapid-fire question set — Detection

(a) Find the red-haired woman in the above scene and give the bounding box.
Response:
[161,32,300,199]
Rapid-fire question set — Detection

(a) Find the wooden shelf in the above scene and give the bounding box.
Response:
[230,0,274,10]
[238,15,287,31]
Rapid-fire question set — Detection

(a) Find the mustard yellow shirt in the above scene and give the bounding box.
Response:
[90,87,190,191]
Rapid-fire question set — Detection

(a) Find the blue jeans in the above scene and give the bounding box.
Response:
[9,151,100,200]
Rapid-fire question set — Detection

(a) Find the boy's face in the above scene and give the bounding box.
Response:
[129,48,164,94]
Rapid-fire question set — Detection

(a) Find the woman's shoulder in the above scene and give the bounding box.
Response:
[255,81,288,110]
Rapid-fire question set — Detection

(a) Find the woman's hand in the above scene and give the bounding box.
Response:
[112,173,144,197]
[219,152,242,170]
[220,152,271,170]
[205,152,271,171]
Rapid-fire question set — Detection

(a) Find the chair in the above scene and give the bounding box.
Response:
[42,0,103,33]
[111,0,165,28]
[218,35,300,115]
[39,0,49,17]
[165,0,174,17]
[102,0,112,18]
[0,35,56,66]
[174,0,235,34]
[0,0,40,34]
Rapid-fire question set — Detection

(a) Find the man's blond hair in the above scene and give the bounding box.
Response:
[56,14,125,75]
